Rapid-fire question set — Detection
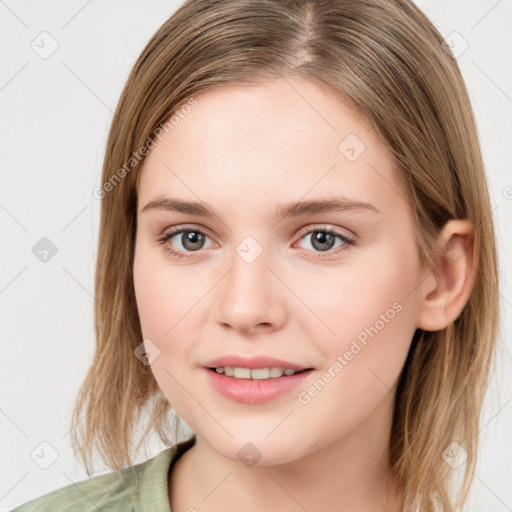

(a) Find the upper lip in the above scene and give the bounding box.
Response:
[203,354,312,370]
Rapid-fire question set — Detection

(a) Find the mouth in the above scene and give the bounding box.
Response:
[203,361,315,404]
[202,354,315,404]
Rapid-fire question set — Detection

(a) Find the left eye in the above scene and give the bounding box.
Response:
[295,229,354,253]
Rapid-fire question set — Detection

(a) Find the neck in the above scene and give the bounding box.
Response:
[169,394,404,512]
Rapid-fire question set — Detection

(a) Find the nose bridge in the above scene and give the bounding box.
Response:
[215,237,285,331]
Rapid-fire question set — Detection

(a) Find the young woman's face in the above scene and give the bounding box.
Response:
[133,76,426,465]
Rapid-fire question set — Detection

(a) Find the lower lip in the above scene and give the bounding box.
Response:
[204,368,314,404]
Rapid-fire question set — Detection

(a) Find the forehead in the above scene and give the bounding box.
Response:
[137,76,405,217]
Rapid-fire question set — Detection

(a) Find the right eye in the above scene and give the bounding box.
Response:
[157,226,216,259]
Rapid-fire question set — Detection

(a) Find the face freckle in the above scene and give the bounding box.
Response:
[132,75,424,466]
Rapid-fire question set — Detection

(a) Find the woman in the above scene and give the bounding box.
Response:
[12,0,500,510]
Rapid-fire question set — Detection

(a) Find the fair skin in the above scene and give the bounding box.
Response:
[133,76,475,512]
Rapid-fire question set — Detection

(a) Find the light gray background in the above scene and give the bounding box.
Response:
[1,1,511,510]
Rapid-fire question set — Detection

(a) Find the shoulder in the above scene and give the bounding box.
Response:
[10,446,177,512]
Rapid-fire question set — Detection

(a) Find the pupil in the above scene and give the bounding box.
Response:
[312,231,334,251]
[183,231,204,250]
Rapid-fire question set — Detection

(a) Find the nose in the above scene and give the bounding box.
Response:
[214,249,287,335]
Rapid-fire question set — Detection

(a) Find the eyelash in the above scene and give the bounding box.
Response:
[156,224,356,260]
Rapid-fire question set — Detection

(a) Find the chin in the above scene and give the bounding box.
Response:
[203,430,308,467]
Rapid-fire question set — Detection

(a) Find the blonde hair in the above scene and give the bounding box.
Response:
[71,1,500,510]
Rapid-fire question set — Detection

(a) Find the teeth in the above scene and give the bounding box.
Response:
[251,368,270,379]
[214,366,299,380]
[234,367,251,379]
[270,367,284,378]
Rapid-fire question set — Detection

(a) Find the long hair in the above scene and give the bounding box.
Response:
[70,1,500,510]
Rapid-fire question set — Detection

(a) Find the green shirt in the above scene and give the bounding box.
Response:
[10,437,196,512]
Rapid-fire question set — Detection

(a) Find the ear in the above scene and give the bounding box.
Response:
[415,219,477,332]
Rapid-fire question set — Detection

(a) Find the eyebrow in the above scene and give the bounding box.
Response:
[140,195,380,221]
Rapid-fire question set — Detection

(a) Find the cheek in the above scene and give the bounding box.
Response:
[291,242,420,407]
[133,242,198,339]
[291,242,419,346]
[133,244,198,408]
[133,253,168,338]
[291,290,416,454]
[133,242,212,374]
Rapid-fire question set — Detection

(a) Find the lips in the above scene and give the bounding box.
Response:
[202,353,315,404]
[205,367,314,404]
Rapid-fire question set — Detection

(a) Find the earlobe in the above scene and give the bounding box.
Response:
[415,220,477,332]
